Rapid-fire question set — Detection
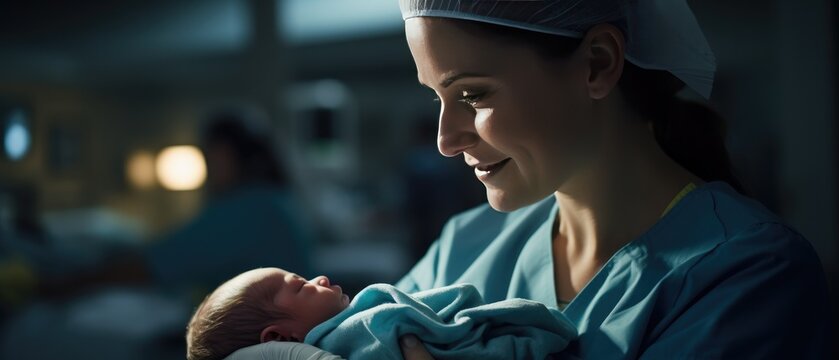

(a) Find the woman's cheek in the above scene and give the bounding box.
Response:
[473,107,492,127]
[473,108,500,142]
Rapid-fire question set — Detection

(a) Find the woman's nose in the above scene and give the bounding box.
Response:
[437,103,479,157]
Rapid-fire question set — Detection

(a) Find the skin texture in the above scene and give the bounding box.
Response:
[401,17,702,359]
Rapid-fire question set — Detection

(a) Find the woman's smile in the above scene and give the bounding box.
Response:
[473,157,512,180]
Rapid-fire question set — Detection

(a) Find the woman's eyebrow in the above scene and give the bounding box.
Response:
[440,72,489,88]
[418,72,490,89]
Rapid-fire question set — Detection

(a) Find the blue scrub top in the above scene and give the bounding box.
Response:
[396,181,831,358]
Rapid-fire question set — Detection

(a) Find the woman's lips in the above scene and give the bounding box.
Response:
[474,158,511,179]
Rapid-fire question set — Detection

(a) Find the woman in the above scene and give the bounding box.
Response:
[227,1,831,359]
[393,1,831,359]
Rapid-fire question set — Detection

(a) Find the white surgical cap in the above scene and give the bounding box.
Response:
[399,0,716,99]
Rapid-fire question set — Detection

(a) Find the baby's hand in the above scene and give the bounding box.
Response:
[399,335,435,360]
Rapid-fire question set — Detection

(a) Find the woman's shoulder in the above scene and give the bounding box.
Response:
[624,184,832,360]
[700,182,817,256]
[612,183,831,359]
[632,181,824,285]
[656,181,825,284]
[701,181,787,233]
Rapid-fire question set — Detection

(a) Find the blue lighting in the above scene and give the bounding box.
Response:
[280,0,402,44]
[4,109,31,161]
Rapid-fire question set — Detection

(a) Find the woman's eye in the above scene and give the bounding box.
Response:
[458,91,485,107]
[431,91,488,107]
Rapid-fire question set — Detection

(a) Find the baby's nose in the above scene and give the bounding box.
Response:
[310,275,330,287]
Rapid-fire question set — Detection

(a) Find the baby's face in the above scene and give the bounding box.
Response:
[255,268,350,339]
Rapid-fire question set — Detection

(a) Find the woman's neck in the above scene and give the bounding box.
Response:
[552,121,703,267]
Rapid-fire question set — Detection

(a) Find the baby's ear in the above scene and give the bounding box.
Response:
[260,325,298,343]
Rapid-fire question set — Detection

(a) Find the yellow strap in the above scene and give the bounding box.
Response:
[661,183,697,218]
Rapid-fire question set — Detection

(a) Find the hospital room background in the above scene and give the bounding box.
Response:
[0,0,836,358]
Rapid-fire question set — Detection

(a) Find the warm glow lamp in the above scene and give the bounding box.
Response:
[155,146,207,191]
[126,150,157,190]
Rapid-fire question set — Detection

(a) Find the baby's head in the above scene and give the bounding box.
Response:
[186,267,350,360]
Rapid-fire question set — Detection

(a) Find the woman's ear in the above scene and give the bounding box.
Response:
[260,325,300,343]
[581,23,625,100]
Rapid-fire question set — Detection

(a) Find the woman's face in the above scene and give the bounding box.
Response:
[405,18,601,211]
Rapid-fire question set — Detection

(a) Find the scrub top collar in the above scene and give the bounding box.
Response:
[547,181,727,319]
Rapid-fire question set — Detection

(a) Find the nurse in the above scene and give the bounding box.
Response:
[393,0,832,359]
[226,1,832,359]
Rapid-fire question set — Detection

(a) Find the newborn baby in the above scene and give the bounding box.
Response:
[187,268,576,360]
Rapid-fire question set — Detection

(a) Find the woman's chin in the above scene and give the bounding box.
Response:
[486,189,536,213]
[487,187,550,212]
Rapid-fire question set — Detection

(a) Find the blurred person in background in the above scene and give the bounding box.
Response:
[145,111,313,300]
[39,110,313,303]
